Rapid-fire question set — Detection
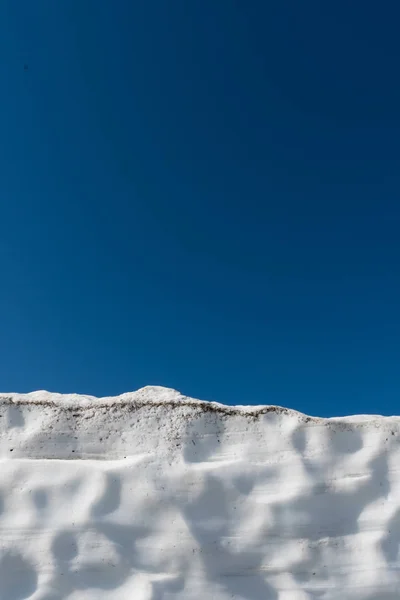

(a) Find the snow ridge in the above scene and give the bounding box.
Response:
[0,387,399,598]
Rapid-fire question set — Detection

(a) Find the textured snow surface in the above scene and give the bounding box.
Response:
[0,386,400,599]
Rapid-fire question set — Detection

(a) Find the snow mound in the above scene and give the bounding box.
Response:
[0,387,399,599]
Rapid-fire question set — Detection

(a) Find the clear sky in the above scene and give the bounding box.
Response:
[1,2,400,417]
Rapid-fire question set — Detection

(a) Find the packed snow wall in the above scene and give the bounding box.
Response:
[0,387,399,599]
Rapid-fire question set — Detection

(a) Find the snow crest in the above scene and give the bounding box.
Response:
[0,387,399,599]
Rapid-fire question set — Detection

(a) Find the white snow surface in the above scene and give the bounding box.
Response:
[0,386,400,599]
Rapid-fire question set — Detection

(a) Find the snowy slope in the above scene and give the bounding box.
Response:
[0,386,399,599]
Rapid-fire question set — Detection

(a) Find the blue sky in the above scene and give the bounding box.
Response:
[1,1,400,417]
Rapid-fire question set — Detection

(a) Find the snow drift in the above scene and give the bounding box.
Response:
[0,386,399,599]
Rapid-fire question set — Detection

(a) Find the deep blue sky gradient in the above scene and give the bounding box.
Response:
[1,2,400,416]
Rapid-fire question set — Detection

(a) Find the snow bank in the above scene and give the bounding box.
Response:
[0,386,399,599]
